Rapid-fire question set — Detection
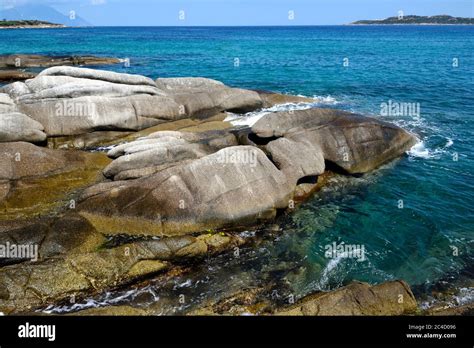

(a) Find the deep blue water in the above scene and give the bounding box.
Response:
[1,26,473,310]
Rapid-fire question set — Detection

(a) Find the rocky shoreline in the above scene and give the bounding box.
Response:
[0,64,465,316]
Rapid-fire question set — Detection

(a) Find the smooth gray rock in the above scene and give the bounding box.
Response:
[156,77,263,118]
[250,108,417,177]
[103,130,238,180]
[38,66,157,87]
[0,112,46,143]
[78,146,293,236]
[0,93,46,143]
[2,69,264,137]
[7,67,182,136]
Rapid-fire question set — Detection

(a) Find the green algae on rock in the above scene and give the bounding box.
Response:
[0,142,111,220]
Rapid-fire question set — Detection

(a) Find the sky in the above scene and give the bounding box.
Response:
[1,0,473,26]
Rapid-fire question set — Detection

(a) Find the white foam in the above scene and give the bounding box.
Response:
[407,138,455,160]
[420,287,474,310]
[42,288,139,314]
[407,141,432,159]
[225,95,339,127]
[445,138,454,148]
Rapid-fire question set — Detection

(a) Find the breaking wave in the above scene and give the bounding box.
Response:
[225,95,339,126]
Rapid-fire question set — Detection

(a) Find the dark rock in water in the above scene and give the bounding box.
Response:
[0,70,37,82]
[0,54,120,69]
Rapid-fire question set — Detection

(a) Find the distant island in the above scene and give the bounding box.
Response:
[351,15,474,25]
[0,20,65,29]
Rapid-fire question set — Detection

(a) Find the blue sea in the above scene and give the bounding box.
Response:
[1,26,473,312]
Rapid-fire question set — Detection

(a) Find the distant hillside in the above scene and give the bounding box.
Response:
[0,20,64,28]
[0,4,91,27]
[352,15,474,25]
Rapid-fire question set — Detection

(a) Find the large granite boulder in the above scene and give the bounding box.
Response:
[156,77,263,118]
[5,67,182,136]
[0,93,46,142]
[2,68,265,137]
[247,108,417,183]
[78,146,293,236]
[103,129,238,180]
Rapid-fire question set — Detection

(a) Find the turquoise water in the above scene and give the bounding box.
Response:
[2,26,473,309]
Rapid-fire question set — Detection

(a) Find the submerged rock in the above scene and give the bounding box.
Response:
[0,54,120,69]
[0,70,36,83]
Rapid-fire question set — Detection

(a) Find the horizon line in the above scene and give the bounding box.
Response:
[37,23,474,28]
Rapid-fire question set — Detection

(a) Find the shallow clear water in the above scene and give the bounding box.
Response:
[2,26,472,310]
